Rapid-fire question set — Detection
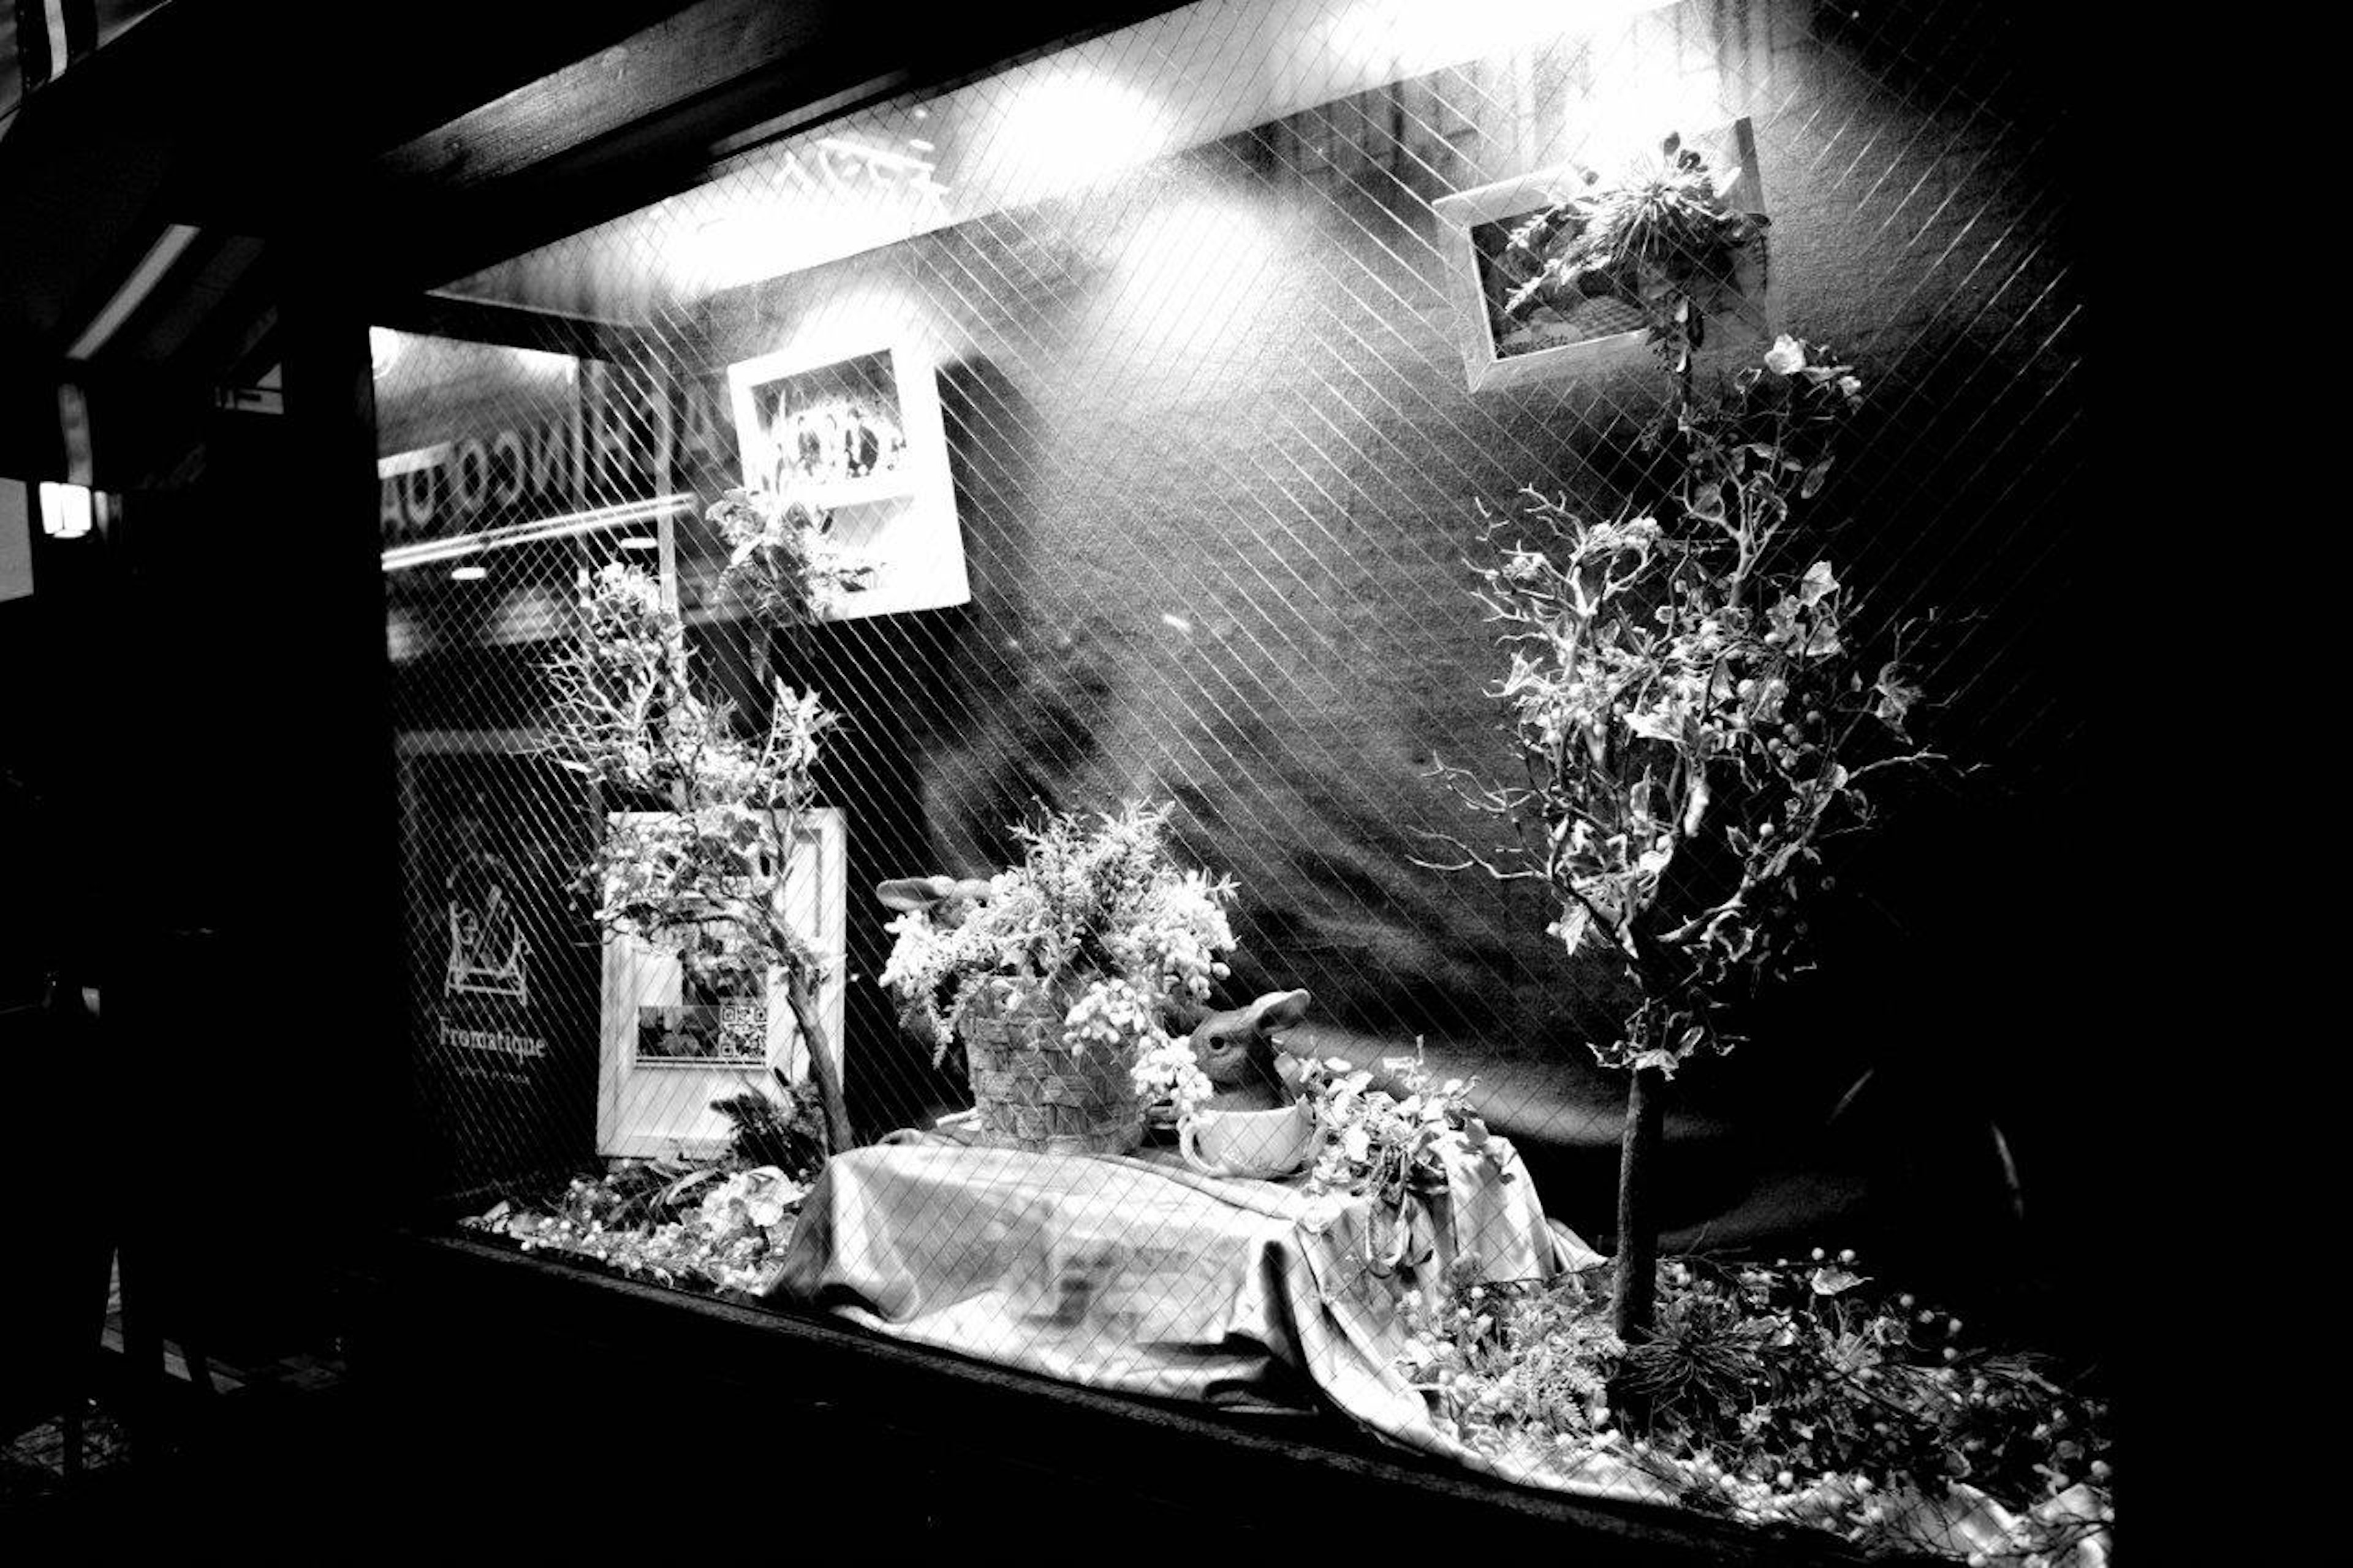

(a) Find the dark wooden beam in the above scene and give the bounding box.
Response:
[178,261,284,392]
[6,1,1187,357]
[370,1,862,194]
[12,0,55,93]
[367,291,658,365]
[346,0,1188,298]
[274,235,411,1240]
[369,1233,1898,1567]
[107,232,268,366]
[0,1,702,356]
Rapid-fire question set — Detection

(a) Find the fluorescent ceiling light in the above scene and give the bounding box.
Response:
[66,224,202,362]
[449,564,489,581]
[381,493,697,572]
[512,347,578,378]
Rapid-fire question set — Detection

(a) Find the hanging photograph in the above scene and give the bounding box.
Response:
[595,806,846,1158]
[1433,119,1775,392]
[725,339,969,621]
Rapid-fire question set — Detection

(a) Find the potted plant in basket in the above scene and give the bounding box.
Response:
[876,801,1238,1156]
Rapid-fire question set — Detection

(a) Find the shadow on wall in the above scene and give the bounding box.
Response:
[915,355,1104,865]
[862,154,1635,1070]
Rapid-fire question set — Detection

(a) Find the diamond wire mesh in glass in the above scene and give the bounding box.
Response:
[376,0,2098,1547]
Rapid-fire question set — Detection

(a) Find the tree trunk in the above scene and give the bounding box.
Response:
[785,970,854,1154]
[1612,1064,1666,1340]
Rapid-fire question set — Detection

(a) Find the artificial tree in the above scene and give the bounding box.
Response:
[544,561,853,1152]
[1427,327,1952,1340]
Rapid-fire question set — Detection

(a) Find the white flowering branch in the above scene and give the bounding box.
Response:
[1430,335,1967,1339]
[544,562,851,1151]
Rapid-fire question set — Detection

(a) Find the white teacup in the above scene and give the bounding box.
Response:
[1179,1099,1316,1180]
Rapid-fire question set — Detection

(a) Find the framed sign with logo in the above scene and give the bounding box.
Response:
[396,732,602,1197]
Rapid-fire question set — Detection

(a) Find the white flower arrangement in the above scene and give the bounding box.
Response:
[1288,1046,1496,1201]
[877,802,1238,1072]
[1129,1032,1214,1121]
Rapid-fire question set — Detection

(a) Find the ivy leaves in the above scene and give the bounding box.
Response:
[1439,335,1950,1077]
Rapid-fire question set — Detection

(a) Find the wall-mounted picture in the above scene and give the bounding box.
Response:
[740,348,909,494]
[595,806,846,1159]
[1433,119,1774,393]
[726,339,969,621]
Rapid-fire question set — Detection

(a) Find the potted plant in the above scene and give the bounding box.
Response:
[543,560,851,1152]
[704,487,875,628]
[877,802,1238,1156]
[1425,333,1954,1339]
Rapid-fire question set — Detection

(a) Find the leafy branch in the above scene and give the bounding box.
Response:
[540,562,851,1149]
[1433,336,1953,1077]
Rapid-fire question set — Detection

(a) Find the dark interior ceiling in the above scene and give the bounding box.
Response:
[0,0,1182,393]
[0,0,700,364]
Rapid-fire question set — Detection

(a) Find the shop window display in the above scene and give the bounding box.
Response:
[374,1,2105,1560]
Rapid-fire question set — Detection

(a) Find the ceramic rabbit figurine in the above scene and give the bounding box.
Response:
[1184,989,1311,1112]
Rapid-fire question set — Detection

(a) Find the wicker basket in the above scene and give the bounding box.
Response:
[960,984,1144,1157]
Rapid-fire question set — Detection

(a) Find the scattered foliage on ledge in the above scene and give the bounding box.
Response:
[466,1161,805,1296]
[1399,1253,2112,1566]
[463,1073,829,1295]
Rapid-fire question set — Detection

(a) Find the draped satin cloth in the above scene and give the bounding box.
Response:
[765,1131,2114,1558]
[764,1127,1696,1505]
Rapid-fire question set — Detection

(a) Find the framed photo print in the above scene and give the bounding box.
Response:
[595,806,846,1158]
[1432,119,1774,393]
[726,339,969,621]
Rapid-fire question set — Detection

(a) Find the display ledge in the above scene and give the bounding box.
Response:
[349,1232,1931,1564]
